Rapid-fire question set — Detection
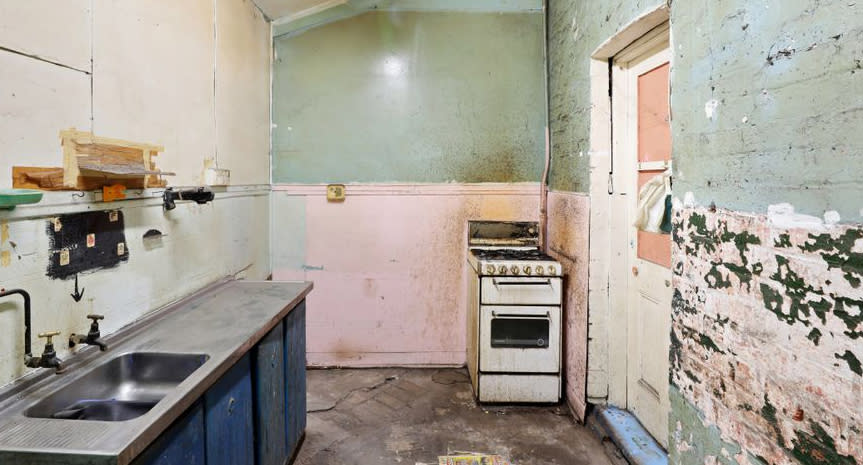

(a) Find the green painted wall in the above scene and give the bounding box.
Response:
[547,0,665,193]
[549,0,863,218]
[272,11,547,184]
[671,1,863,220]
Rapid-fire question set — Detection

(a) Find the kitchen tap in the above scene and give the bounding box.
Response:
[69,314,108,351]
[0,288,64,373]
[33,331,63,371]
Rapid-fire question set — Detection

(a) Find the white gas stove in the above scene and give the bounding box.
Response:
[466,221,563,403]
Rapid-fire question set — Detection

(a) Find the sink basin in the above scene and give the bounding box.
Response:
[26,352,209,421]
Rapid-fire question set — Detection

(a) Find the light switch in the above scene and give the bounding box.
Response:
[326,184,346,202]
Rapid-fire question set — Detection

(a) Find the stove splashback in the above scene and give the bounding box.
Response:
[468,221,539,247]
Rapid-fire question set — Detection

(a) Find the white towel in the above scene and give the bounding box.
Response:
[633,169,671,233]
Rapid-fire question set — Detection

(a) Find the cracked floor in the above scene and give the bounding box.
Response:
[293,368,613,465]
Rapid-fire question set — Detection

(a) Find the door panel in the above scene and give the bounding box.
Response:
[253,321,287,465]
[132,402,205,465]
[284,301,307,458]
[613,24,672,448]
[205,354,254,465]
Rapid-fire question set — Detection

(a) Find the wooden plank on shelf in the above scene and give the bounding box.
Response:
[57,127,172,189]
[13,166,150,190]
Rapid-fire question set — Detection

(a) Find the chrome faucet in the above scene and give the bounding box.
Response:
[69,314,108,351]
[0,288,64,373]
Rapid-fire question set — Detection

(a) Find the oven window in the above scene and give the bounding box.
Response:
[490,318,549,348]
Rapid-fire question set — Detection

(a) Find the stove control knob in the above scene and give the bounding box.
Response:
[486,265,496,275]
[510,265,519,275]
[535,265,544,275]
[523,265,532,275]
[547,265,556,275]
[498,265,508,275]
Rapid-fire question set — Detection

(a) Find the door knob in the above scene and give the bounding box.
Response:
[632,266,639,276]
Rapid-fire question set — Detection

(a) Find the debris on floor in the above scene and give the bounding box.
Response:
[434,453,512,465]
[297,368,613,465]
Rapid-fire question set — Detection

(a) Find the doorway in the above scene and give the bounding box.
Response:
[609,23,673,447]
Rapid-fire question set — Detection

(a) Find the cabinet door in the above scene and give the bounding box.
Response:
[253,322,286,465]
[205,354,254,465]
[132,402,205,465]
[284,300,307,458]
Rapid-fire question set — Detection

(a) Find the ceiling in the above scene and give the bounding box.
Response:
[253,0,347,23]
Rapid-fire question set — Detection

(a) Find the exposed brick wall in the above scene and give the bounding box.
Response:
[671,207,862,465]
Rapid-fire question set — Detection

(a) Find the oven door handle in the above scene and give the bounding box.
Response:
[492,311,550,319]
[491,279,553,287]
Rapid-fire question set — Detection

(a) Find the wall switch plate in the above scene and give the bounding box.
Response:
[326,184,346,202]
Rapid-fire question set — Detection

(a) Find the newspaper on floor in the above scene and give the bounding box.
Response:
[436,453,511,465]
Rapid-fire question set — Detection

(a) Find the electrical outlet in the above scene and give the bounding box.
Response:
[326,184,346,202]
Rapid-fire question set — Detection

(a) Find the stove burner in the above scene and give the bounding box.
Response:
[470,248,554,261]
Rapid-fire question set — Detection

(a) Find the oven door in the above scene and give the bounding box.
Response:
[479,305,560,374]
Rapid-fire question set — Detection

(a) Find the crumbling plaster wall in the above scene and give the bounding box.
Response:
[549,0,863,463]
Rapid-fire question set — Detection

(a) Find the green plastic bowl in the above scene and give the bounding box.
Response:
[0,189,44,210]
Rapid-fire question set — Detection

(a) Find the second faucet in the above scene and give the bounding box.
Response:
[69,314,108,351]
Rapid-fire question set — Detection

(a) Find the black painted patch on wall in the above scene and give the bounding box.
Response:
[46,210,129,280]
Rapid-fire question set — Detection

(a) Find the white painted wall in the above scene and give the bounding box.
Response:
[0,0,271,188]
[0,191,270,387]
[0,0,272,387]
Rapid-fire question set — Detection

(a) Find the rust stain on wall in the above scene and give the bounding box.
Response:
[671,207,862,464]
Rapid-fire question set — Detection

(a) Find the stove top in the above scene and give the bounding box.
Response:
[467,247,562,277]
[470,248,554,261]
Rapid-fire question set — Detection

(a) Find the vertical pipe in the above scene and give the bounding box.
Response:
[0,289,32,357]
[540,0,552,251]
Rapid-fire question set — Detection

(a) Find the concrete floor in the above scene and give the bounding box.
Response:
[294,368,614,465]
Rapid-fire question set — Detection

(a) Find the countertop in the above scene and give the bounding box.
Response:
[0,280,313,465]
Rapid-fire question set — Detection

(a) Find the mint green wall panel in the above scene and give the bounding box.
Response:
[273,11,546,184]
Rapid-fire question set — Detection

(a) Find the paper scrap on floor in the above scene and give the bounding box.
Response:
[436,453,511,465]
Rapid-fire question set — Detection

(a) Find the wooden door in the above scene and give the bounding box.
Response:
[613,24,673,447]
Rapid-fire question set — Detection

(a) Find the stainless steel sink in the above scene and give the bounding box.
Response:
[26,352,209,421]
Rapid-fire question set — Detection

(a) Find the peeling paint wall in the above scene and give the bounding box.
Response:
[272,11,547,184]
[671,207,862,464]
[0,0,272,387]
[550,0,863,462]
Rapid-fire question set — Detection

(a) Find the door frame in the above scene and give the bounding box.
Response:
[584,1,672,431]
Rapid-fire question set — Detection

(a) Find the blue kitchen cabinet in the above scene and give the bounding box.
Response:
[132,301,306,465]
[252,321,287,465]
[284,301,307,458]
[205,354,254,465]
[132,402,205,465]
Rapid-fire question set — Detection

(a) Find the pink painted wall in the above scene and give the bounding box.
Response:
[546,191,590,421]
[272,184,541,367]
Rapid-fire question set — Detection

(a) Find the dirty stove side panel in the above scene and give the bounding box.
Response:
[546,191,590,420]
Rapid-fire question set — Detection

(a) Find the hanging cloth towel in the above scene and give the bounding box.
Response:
[633,169,672,233]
